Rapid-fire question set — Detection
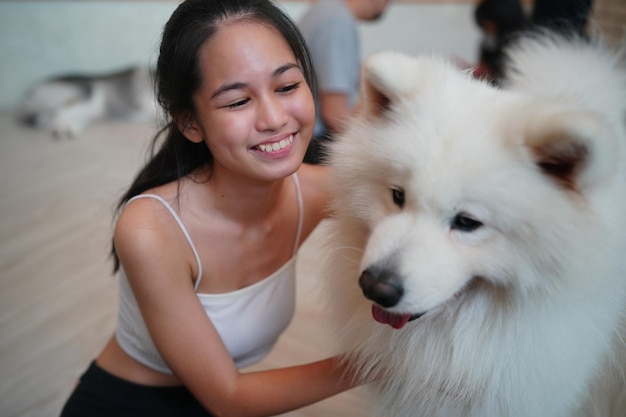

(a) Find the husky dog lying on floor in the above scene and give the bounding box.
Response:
[16,66,156,139]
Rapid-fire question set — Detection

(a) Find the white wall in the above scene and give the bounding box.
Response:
[0,1,482,111]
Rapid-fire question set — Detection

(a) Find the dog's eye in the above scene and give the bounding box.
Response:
[391,187,405,208]
[451,213,482,232]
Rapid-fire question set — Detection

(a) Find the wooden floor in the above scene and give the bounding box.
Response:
[0,114,371,417]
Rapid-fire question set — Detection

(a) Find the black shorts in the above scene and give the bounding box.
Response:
[59,361,213,417]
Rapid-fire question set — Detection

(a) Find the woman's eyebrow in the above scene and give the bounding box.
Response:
[210,82,246,100]
[210,63,302,100]
[274,62,301,77]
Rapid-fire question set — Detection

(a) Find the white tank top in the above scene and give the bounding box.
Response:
[115,174,303,373]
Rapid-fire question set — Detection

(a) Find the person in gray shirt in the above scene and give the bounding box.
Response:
[299,0,390,164]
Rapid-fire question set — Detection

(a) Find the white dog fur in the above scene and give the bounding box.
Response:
[322,32,626,417]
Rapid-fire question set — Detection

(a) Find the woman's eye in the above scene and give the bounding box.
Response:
[391,187,405,208]
[451,213,483,232]
[278,83,300,93]
[223,98,249,109]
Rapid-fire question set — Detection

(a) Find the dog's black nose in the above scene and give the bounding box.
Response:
[359,268,404,308]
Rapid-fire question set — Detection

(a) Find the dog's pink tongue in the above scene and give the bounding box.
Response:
[371,305,411,329]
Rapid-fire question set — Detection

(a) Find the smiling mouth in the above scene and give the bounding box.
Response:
[256,134,294,153]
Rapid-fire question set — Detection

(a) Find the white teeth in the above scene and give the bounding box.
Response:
[257,135,293,153]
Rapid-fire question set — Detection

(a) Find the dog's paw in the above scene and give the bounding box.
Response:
[51,119,83,139]
[50,113,85,139]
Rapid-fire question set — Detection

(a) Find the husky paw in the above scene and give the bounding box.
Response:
[50,115,84,139]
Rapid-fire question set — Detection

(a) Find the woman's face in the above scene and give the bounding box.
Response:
[187,20,315,181]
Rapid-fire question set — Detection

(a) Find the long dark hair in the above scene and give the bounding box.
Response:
[111,0,317,271]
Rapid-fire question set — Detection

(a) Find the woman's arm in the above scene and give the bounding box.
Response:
[114,198,359,417]
[207,358,354,417]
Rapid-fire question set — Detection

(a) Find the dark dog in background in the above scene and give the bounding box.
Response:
[16,66,156,139]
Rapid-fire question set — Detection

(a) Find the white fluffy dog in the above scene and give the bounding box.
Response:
[323,32,626,417]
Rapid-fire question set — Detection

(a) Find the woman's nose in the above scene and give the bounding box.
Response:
[256,96,288,131]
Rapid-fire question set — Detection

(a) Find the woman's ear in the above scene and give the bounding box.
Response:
[176,113,204,143]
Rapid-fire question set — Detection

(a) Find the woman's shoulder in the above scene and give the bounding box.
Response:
[297,163,329,200]
[117,183,179,226]
[295,163,332,232]
[114,184,186,262]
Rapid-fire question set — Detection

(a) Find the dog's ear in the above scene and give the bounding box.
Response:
[526,110,618,191]
[359,51,420,120]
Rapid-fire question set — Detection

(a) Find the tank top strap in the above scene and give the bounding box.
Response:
[292,173,303,256]
[126,194,204,290]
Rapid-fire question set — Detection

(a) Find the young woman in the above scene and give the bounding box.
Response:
[59,1,361,416]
